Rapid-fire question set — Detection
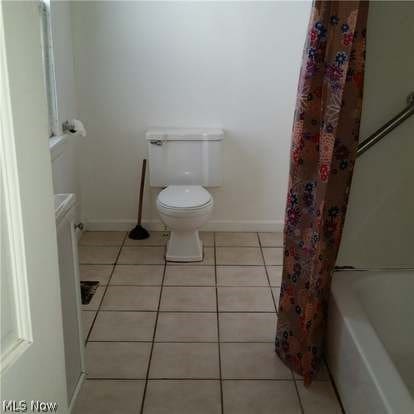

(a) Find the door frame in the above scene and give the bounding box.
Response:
[0,2,68,411]
[0,2,33,374]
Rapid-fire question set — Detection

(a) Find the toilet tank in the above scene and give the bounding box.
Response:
[146,128,224,187]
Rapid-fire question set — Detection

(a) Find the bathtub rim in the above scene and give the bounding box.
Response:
[330,270,414,414]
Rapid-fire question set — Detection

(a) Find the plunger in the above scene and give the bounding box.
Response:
[129,159,150,240]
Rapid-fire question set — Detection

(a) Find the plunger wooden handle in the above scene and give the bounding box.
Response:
[137,159,146,225]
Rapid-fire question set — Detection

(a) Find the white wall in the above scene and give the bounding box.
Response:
[69,1,413,265]
[337,1,414,268]
[71,1,311,231]
[50,1,81,219]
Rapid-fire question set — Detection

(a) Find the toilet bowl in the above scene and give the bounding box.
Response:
[157,185,213,261]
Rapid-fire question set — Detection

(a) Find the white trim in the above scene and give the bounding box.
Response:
[39,0,59,137]
[0,3,33,373]
[69,203,86,409]
[49,134,67,161]
[68,372,85,413]
[84,219,284,233]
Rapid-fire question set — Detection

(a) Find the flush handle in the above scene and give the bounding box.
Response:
[150,139,163,146]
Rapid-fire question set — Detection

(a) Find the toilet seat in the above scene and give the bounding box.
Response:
[158,185,212,210]
[158,200,213,218]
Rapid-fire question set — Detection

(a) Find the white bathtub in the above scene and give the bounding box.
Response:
[327,270,414,414]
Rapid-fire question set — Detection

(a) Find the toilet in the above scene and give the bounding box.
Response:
[146,128,224,262]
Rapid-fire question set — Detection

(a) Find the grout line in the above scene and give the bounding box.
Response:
[170,263,276,266]
[84,309,277,314]
[84,377,295,383]
[85,340,279,344]
[257,234,303,413]
[79,244,126,247]
[213,232,225,414]
[81,262,283,267]
[325,359,347,414]
[146,377,294,381]
[292,375,305,414]
[80,243,281,250]
[85,339,288,345]
[85,340,272,343]
[111,263,166,266]
[83,308,278,314]
[106,283,278,287]
[84,237,126,344]
[139,251,167,414]
[258,233,279,314]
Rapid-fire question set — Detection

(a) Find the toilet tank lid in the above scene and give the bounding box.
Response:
[146,128,224,141]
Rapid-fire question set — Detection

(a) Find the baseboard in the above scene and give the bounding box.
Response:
[202,220,284,232]
[84,219,284,232]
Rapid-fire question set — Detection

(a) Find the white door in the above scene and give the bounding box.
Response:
[0,2,68,413]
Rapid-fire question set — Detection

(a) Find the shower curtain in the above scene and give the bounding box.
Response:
[275,0,369,385]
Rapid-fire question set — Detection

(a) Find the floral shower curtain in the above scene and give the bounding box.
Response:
[275,1,369,385]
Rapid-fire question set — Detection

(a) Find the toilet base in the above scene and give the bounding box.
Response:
[165,230,203,262]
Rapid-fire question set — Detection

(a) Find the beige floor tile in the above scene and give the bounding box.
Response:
[258,232,283,247]
[262,247,284,265]
[156,313,218,342]
[118,247,165,265]
[111,265,164,285]
[81,311,96,341]
[223,380,300,414]
[160,287,216,312]
[215,232,259,247]
[294,361,330,381]
[89,311,156,341]
[85,342,151,379]
[79,231,126,246]
[219,313,277,342]
[79,246,120,264]
[125,231,169,246]
[80,265,113,285]
[216,247,263,265]
[272,288,281,309]
[149,343,220,379]
[168,247,215,265]
[200,231,214,247]
[101,286,160,311]
[72,380,145,414]
[221,343,292,379]
[164,266,215,286]
[267,266,283,286]
[81,286,105,311]
[144,380,221,414]
[217,287,275,312]
[297,381,342,413]
[217,266,267,286]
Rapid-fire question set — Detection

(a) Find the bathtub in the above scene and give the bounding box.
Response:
[327,270,414,414]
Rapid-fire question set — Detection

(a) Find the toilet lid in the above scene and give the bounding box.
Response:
[158,185,212,209]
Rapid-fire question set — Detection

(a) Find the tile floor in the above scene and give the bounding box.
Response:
[75,231,343,414]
